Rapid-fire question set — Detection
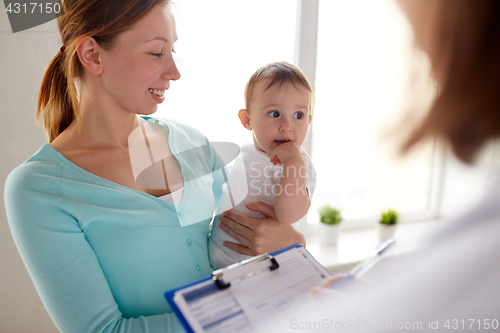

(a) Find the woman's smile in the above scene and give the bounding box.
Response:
[148,88,166,103]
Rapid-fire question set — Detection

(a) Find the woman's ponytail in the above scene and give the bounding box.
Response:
[36,49,76,143]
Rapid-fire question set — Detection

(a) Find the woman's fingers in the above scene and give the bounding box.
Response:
[218,215,258,256]
[245,201,277,220]
[222,210,255,231]
[222,202,278,233]
[222,241,257,257]
[219,213,269,255]
[218,216,252,245]
[219,202,305,255]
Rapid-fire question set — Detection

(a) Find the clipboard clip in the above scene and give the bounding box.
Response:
[212,253,279,290]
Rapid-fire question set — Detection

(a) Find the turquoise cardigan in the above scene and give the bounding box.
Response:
[4,118,226,332]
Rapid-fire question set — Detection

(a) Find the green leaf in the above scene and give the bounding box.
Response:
[379,209,399,225]
[318,205,343,225]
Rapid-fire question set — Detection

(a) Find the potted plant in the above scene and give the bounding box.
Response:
[378,209,399,242]
[318,205,342,246]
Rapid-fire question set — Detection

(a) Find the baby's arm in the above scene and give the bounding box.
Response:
[270,142,310,224]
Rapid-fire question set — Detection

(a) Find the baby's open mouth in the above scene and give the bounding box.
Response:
[275,140,291,146]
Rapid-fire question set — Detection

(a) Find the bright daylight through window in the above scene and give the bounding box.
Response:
[157,0,439,232]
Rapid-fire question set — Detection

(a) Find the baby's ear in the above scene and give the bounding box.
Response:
[238,109,252,130]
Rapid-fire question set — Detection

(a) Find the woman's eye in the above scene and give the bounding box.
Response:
[267,111,280,118]
[294,112,304,119]
[151,52,163,57]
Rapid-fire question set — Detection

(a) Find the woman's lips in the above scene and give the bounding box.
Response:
[148,88,165,103]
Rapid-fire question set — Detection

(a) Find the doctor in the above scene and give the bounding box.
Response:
[279,0,500,331]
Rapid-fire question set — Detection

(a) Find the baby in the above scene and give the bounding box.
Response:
[209,62,316,269]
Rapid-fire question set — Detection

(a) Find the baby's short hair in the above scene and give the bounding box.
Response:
[244,62,313,111]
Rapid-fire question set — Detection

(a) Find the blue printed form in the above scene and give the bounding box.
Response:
[177,282,252,332]
[168,246,331,333]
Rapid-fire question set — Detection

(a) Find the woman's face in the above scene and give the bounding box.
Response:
[99,4,180,115]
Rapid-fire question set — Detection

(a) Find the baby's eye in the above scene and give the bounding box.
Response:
[294,112,304,119]
[267,110,280,118]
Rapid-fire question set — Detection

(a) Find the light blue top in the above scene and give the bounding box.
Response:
[4,117,226,333]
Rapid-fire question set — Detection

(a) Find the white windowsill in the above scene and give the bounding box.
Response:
[305,219,444,275]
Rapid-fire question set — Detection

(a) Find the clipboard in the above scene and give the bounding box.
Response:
[164,244,331,333]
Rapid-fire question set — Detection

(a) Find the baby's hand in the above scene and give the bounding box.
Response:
[270,142,303,165]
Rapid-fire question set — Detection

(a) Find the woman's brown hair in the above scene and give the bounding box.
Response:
[36,0,170,142]
[402,0,500,164]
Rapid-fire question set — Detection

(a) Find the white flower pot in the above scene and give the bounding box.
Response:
[377,224,396,243]
[319,223,341,246]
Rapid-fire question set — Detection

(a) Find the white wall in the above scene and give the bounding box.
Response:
[0,10,60,333]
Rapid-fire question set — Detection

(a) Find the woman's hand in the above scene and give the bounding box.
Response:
[218,201,306,256]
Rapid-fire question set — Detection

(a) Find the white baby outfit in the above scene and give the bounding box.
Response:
[209,142,316,269]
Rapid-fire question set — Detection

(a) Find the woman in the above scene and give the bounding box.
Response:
[4,0,304,332]
[302,0,500,330]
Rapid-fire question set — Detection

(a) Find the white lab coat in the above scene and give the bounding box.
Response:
[263,174,500,332]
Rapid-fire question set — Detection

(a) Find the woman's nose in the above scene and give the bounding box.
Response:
[162,56,181,81]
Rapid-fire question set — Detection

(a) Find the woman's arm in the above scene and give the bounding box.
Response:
[217,201,306,256]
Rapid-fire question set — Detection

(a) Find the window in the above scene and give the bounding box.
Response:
[158,0,441,233]
[309,0,439,230]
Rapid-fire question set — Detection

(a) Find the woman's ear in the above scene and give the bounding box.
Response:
[75,36,102,75]
[238,109,252,130]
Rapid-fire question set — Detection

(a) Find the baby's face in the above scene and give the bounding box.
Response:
[245,79,312,155]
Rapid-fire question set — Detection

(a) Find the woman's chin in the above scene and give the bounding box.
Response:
[139,106,159,116]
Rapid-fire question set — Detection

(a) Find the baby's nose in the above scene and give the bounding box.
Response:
[280,120,292,132]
